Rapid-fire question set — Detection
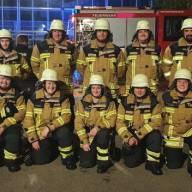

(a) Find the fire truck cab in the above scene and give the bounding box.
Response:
[74,6,192,51]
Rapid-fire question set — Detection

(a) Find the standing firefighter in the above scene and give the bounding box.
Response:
[75,74,116,173]
[162,68,192,176]
[23,69,76,170]
[0,29,31,92]
[16,34,32,64]
[31,19,76,92]
[163,18,192,86]
[125,20,162,95]
[116,74,163,175]
[0,65,25,172]
[77,18,126,100]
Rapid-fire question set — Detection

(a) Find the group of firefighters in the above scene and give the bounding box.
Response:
[0,16,192,177]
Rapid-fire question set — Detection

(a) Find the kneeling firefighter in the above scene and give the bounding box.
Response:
[75,74,116,173]
[162,68,192,177]
[23,69,76,170]
[116,74,163,175]
[0,65,25,172]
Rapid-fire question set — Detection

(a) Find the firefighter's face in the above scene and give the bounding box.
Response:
[0,38,11,50]
[91,85,102,98]
[0,75,11,90]
[137,30,150,43]
[52,30,63,43]
[45,81,57,96]
[183,28,192,42]
[96,30,108,42]
[134,87,146,98]
[176,79,189,93]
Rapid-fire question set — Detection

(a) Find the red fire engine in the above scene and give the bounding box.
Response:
[74,7,192,51]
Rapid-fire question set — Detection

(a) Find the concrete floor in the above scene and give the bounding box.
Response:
[0,156,191,192]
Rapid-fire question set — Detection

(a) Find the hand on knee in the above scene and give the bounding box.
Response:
[83,143,90,151]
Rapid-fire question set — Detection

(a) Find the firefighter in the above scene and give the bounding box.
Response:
[163,18,192,86]
[116,74,163,175]
[76,18,126,100]
[75,74,116,173]
[16,34,32,64]
[162,68,192,176]
[23,69,76,170]
[0,29,31,93]
[31,19,76,92]
[15,34,37,101]
[0,65,25,172]
[124,20,162,95]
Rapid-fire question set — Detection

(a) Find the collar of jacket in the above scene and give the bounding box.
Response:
[132,39,155,48]
[0,87,15,97]
[82,94,107,104]
[36,88,60,100]
[170,89,192,100]
[90,39,114,49]
[126,93,151,105]
[178,37,189,46]
[0,49,17,57]
[47,38,69,47]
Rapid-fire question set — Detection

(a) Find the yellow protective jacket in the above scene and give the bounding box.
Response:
[0,88,25,128]
[162,89,192,141]
[125,40,162,94]
[31,38,76,87]
[76,39,126,98]
[116,93,162,140]
[75,93,117,144]
[23,88,71,143]
[0,49,30,79]
[162,37,192,85]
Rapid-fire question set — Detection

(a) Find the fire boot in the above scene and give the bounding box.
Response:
[145,161,163,175]
[187,162,192,177]
[5,160,21,172]
[62,156,77,170]
[0,148,4,166]
[97,160,113,174]
[0,157,4,167]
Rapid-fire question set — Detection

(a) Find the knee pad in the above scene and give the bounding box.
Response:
[147,130,162,144]
[164,147,184,169]
[97,129,110,147]
[54,126,73,145]
[122,145,145,168]
[32,139,58,165]
[79,149,96,168]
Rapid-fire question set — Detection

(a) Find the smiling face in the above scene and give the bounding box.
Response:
[137,30,150,43]
[44,80,57,96]
[0,38,11,50]
[52,30,63,43]
[176,79,189,93]
[96,30,108,42]
[91,85,102,98]
[133,87,147,98]
[0,75,11,91]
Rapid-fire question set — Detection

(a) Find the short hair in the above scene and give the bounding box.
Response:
[16,34,28,46]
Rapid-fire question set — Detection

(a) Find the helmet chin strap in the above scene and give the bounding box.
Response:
[133,88,148,100]
[91,93,102,99]
[0,86,10,92]
[175,87,189,96]
[43,85,57,98]
[1,46,11,52]
[184,35,192,44]
[0,40,12,52]
[175,80,191,96]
